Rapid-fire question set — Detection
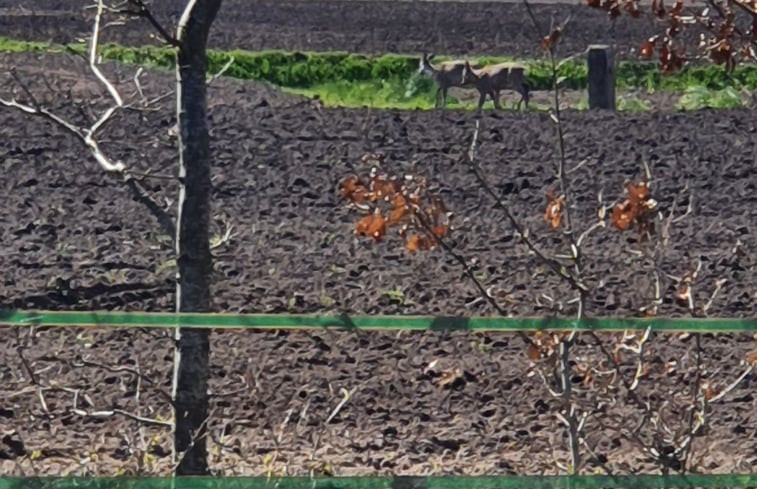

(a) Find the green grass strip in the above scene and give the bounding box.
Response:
[2,36,756,92]
[0,310,755,332]
[1,474,757,489]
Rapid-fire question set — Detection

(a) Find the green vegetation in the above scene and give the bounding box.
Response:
[1,36,755,111]
[676,85,746,110]
[287,74,478,110]
[617,95,652,112]
[0,37,50,53]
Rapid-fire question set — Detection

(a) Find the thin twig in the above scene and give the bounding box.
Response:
[413,209,535,349]
[325,387,356,424]
[680,333,703,470]
[111,0,180,47]
[72,407,172,427]
[464,120,588,293]
[207,56,235,86]
[90,1,123,107]
[708,365,753,403]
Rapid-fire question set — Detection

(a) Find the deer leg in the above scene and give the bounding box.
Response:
[519,83,530,110]
[476,90,487,113]
[441,87,449,110]
[435,87,443,109]
[491,89,502,110]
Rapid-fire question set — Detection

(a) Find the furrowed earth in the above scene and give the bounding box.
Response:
[1,0,756,478]
[1,0,672,59]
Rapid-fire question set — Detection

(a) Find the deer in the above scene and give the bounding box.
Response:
[461,60,531,112]
[418,53,478,109]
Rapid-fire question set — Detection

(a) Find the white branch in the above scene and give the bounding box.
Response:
[325,387,356,424]
[72,407,172,427]
[207,56,235,86]
[708,365,753,403]
[0,96,126,172]
[91,0,123,107]
[177,0,200,42]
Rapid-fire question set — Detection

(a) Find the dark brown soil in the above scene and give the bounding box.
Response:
[0,4,756,478]
[2,0,668,59]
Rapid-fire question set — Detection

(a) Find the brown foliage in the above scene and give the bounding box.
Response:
[588,0,757,71]
[611,179,658,239]
[541,27,563,51]
[340,155,452,252]
[746,348,757,367]
[544,190,566,229]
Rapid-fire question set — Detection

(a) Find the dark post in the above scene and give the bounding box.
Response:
[587,45,615,110]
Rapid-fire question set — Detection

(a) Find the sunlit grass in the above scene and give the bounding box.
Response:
[1,36,754,111]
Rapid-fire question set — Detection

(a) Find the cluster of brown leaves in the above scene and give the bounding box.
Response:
[746,347,757,367]
[588,0,757,72]
[611,179,658,238]
[587,0,642,18]
[541,26,563,51]
[526,331,572,361]
[340,154,451,252]
[544,190,566,229]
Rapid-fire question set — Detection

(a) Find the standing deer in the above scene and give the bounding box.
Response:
[418,53,477,109]
[461,60,531,111]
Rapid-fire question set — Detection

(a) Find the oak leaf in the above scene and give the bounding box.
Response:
[541,28,562,51]
[746,349,757,367]
[406,234,434,252]
[640,37,657,58]
[544,190,565,229]
[355,213,387,241]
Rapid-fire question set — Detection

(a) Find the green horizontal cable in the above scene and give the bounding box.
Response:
[1,475,757,489]
[0,310,755,332]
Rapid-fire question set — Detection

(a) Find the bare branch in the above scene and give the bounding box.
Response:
[464,120,588,293]
[2,67,175,238]
[9,67,39,106]
[209,222,236,250]
[207,56,235,86]
[325,386,356,424]
[91,1,124,108]
[0,91,125,173]
[413,208,536,349]
[708,365,754,403]
[523,0,546,38]
[121,0,181,47]
[125,176,177,237]
[703,278,727,314]
[72,407,172,427]
[133,67,145,102]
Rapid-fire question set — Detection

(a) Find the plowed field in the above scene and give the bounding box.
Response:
[1,0,756,477]
[1,0,662,59]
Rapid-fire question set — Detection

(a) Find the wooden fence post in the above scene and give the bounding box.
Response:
[587,45,616,110]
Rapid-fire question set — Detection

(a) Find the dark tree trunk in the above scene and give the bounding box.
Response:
[172,0,222,476]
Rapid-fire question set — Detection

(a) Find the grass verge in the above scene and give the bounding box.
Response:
[1,36,755,110]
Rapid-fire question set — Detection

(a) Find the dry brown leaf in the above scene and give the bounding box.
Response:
[746,349,757,367]
[355,213,387,241]
[544,190,565,229]
[641,38,656,58]
[405,234,434,252]
[527,343,542,362]
[541,28,562,51]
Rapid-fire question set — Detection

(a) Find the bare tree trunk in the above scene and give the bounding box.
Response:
[171,0,222,476]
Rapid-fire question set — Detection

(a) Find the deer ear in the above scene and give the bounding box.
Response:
[428,54,436,61]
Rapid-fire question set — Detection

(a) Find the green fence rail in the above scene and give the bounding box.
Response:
[1,310,756,332]
[2,475,757,489]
